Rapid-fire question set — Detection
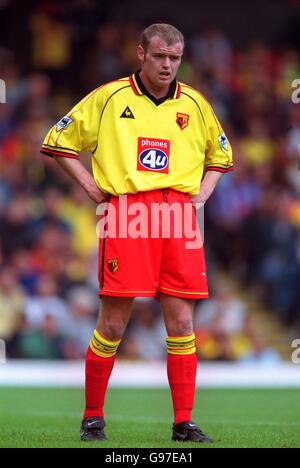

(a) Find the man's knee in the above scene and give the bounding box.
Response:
[97,316,127,341]
[97,297,133,341]
[168,315,193,337]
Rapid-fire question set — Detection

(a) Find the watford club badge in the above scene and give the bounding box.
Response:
[176,112,189,130]
[108,259,119,273]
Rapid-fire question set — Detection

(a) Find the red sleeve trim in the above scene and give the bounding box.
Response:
[205,166,234,173]
[40,148,79,160]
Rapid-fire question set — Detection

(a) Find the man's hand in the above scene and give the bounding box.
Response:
[191,170,224,208]
[190,188,212,208]
[82,180,108,204]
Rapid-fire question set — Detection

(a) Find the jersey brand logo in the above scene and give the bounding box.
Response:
[137,137,170,174]
[120,106,135,119]
[176,112,189,130]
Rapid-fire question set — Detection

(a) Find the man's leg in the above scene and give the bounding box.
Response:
[161,293,213,442]
[84,296,133,420]
[160,293,196,424]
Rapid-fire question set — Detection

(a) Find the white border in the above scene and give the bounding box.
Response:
[1,360,300,387]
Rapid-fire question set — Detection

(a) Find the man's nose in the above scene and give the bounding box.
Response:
[162,57,171,68]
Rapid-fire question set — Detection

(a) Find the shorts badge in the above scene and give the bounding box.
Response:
[108,259,119,273]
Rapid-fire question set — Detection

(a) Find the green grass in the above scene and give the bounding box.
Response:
[0,387,299,448]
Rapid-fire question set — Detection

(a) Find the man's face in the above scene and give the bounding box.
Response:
[138,36,183,89]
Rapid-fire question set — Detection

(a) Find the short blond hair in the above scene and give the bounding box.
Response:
[140,23,184,51]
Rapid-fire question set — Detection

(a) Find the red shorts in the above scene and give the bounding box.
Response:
[98,189,208,300]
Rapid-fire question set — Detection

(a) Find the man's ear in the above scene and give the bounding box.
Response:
[137,45,145,63]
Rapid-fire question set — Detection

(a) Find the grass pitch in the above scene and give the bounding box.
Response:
[0,387,299,448]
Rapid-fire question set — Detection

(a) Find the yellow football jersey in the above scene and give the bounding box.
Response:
[41,72,234,195]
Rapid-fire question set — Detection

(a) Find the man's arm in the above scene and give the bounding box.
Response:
[191,171,223,207]
[54,156,107,203]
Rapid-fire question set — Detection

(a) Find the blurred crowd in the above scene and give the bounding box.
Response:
[1,0,300,361]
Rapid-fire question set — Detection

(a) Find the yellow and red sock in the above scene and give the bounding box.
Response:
[84,330,121,419]
[166,334,197,425]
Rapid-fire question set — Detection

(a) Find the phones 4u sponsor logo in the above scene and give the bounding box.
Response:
[137,137,170,174]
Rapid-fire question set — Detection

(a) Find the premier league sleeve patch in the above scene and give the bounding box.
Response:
[56,115,73,132]
[218,132,229,151]
[137,137,170,174]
